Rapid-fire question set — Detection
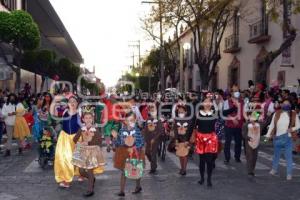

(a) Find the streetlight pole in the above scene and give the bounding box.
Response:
[142,0,165,92]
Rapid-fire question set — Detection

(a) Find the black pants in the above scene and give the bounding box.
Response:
[145,142,159,171]
[224,127,242,161]
[199,153,214,182]
[245,143,258,174]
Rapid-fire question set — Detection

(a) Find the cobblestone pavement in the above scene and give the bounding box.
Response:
[1,143,300,200]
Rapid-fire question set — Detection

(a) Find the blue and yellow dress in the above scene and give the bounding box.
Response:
[54,111,80,183]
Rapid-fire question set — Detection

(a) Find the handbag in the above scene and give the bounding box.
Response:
[124,148,144,180]
[72,143,84,166]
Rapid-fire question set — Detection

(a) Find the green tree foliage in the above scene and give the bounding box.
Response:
[0,10,40,91]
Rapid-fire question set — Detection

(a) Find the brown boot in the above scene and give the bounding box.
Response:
[4,150,11,157]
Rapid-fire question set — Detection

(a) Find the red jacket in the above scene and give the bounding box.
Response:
[225,99,244,129]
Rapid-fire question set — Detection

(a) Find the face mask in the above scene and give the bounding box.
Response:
[178,113,185,118]
[282,105,291,112]
[129,122,135,128]
[150,112,157,117]
[233,92,240,99]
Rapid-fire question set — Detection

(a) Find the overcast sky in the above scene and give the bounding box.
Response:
[49,0,153,87]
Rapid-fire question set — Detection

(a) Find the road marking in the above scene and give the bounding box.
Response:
[24,149,162,173]
[24,159,43,173]
[165,151,236,171]
[0,193,18,200]
[237,151,270,170]
[165,151,198,170]
[258,151,300,170]
[103,151,162,172]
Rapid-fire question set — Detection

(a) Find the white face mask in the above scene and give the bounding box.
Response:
[178,113,185,118]
[129,122,135,129]
[233,92,240,99]
[150,112,157,117]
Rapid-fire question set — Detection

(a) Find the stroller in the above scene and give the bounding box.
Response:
[38,127,56,169]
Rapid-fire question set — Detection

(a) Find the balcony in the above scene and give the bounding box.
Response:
[248,20,271,44]
[224,34,241,53]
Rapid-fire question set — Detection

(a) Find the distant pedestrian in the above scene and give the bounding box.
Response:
[2,93,17,157]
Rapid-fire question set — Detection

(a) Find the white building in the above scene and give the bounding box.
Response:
[218,0,300,90]
[172,0,300,92]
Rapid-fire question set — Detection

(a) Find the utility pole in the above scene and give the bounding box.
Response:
[129,40,141,68]
[142,0,165,92]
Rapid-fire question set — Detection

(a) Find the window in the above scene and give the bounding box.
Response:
[228,57,240,87]
[277,71,285,87]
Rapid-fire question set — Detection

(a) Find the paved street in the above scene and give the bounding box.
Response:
[1,143,300,200]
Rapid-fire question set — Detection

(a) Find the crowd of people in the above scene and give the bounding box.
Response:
[1,81,300,197]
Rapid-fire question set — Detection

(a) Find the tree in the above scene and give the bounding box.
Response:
[0,10,40,92]
[143,0,300,90]
[56,58,81,85]
[142,0,183,88]
[142,47,175,90]
[253,0,299,83]
[22,50,56,92]
[142,0,237,90]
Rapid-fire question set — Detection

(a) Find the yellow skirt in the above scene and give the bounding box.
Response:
[13,116,30,140]
[54,131,104,183]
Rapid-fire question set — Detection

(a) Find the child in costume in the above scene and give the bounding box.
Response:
[174,105,194,176]
[72,107,105,197]
[142,116,163,174]
[242,111,261,177]
[113,112,145,197]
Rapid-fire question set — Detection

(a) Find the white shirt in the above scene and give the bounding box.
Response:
[266,111,300,138]
[2,103,16,126]
[267,102,275,114]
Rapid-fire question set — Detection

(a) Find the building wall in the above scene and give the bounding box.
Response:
[218,0,300,90]
[0,69,54,93]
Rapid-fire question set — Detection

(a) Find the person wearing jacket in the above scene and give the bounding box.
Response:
[223,86,244,164]
[266,99,300,180]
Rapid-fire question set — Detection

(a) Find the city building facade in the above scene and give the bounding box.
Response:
[172,0,300,92]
